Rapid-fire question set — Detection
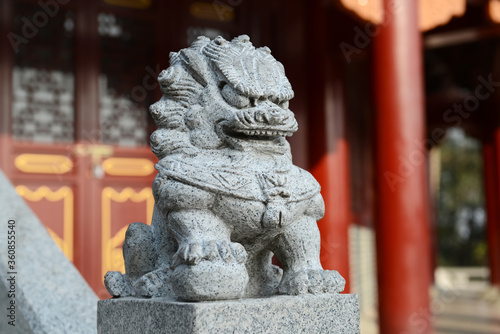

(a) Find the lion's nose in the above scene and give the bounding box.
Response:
[268,108,288,125]
[254,108,287,125]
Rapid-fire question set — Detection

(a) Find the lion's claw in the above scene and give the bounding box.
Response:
[278,269,345,295]
[172,240,247,267]
[132,271,165,297]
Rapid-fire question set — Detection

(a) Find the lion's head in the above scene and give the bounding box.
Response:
[149,35,298,159]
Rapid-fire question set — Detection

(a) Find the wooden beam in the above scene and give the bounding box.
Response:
[425,26,500,49]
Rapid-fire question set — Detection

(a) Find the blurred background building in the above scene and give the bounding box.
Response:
[1,0,500,333]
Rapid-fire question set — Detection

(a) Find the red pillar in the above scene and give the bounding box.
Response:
[73,1,103,294]
[309,88,351,293]
[306,1,351,292]
[487,135,500,286]
[373,0,432,333]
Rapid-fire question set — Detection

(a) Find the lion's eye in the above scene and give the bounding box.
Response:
[221,83,250,109]
[271,97,289,110]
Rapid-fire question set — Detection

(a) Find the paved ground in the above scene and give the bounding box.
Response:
[433,292,500,334]
[360,288,500,334]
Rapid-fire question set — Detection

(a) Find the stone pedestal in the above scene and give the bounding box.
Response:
[97,294,359,334]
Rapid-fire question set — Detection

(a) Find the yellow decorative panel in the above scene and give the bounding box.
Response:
[420,0,466,31]
[101,187,154,279]
[102,157,155,177]
[489,0,500,23]
[15,185,74,261]
[189,2,235,22]
[338,0,383,24]
[337,0,466,31]
[103,0,152,9]
[15,154,73,174]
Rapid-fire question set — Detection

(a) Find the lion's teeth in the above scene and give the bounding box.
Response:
[235,129,293,137]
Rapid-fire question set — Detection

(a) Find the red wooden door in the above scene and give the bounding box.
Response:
[0,0,263,298]
[0,0,160,298]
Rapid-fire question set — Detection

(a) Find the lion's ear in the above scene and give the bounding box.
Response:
[179,49,209,87]
[150,129,196,159]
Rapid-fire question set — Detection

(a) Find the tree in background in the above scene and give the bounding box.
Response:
[437,128,487,267]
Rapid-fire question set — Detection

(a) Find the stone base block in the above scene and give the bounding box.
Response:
[98,294,360,334]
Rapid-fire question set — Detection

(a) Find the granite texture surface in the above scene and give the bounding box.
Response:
[98,294,360,334]
[105,34,345,302]
[0,279,31,334]
[0,171,98,333]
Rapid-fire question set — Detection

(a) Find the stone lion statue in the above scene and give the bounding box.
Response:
[104,35,345,301]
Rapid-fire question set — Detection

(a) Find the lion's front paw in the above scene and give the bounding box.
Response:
[172,240,247,267]
[321,269,346,293]
[278,269,345,295]
[132,270,171,297]
[104,271,133,297]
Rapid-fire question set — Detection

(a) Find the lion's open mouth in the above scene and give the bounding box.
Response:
[218,108,298,143]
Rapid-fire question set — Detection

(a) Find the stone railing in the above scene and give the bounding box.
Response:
[435,267,490,292]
